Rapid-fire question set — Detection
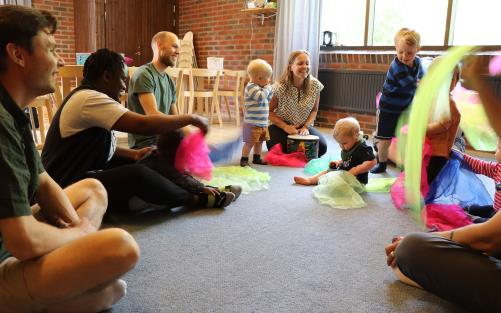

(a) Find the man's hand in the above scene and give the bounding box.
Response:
[74,217,97,235]
[40,203,80,228]
[191,115,209,134]
[385,236,403,268]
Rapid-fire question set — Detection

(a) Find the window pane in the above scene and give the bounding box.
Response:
[452,0,501,45]
[320,0,365,46]
[372,0,448,46]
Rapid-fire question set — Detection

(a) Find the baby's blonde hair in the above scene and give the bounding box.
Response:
[394,28,421,48]
[333,117,361,141]
[247,59,273,80]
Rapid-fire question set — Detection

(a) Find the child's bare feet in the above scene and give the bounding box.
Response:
[294,176,314,185]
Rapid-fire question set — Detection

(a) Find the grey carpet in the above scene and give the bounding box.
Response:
[108,130,474,313]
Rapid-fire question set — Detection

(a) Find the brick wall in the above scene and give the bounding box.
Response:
[178,0,276,70]
[316,51,392,134]
[32,0,76,64]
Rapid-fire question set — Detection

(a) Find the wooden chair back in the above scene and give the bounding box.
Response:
[165,67,185,114]
[184,68,223,127]
[27,95,56,149]
[54,65,83,108]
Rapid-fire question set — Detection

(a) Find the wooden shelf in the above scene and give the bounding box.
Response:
[241,7,277,15]
[241,7,277,25]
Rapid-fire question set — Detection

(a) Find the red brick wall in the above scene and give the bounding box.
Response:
[178,0,276,70]
[32,0,76,64]
[316,109,377,136]
[317,51,393,134]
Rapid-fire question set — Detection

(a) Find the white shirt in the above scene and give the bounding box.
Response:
[60,89,128,161]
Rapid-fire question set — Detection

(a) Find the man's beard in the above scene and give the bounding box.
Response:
[160,55,175,67]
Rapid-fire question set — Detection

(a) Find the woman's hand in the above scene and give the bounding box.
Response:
[298,126,309,136]
[284,124,299,135]
[385,236,404,268]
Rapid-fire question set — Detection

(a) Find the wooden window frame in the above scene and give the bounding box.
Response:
[321,0,501,51]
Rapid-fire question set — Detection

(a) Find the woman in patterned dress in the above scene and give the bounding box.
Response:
[266,50,327,157]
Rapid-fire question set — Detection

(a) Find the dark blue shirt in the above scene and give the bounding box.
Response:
[379,57,424,113]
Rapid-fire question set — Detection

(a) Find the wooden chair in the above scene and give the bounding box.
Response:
[184,68,223,127]
[27,95,56,149]
[128,66,138,78]
[120,66,138,106]
[54,65,83,108]
[217,69,247,126]
[165,67,185,114]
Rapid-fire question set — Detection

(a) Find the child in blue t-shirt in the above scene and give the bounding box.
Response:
[371,28,424,174]
[240,59,273,167]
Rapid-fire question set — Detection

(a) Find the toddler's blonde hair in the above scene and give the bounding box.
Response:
[333,117,362,141]
[394,28,421,48]
[247,59,273,80]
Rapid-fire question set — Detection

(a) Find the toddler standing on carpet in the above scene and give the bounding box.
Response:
[240,59,273,167]
[372,28,424,174]
[294,117,376,185]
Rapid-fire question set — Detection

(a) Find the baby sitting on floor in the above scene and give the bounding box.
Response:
[138,130,241,208]
[294,117,376,185]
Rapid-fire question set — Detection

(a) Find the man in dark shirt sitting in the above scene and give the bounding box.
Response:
[0,6,139,312]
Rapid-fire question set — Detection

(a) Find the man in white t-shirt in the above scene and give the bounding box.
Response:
[42,48,210,212]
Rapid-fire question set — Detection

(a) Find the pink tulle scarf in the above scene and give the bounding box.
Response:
[264,144,308,167]
[175,131,213,180]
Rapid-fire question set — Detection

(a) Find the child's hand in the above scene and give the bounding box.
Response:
[348,167,358,176]
[329,161,339,170]
[134,146,154,161]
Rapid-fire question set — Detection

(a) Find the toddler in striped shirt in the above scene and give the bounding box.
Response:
[240,59,273,167]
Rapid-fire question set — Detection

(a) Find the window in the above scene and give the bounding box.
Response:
[321,0,365,46]
[320,0,501,49]
[452,0,501,45]
[372,0,448,46]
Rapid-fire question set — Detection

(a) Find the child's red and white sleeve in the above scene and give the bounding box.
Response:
[463,154,498,179]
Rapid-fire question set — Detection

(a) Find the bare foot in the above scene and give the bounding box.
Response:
[294,176,313,185]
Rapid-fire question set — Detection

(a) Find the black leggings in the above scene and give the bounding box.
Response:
[87,162,191,213]
[426,156,448,185]
[266,124,327,157]
[396,232,501,313]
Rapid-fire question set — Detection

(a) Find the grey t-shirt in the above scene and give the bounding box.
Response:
[127,63,176,149]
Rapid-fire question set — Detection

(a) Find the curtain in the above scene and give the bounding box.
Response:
[273,0,322,80]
